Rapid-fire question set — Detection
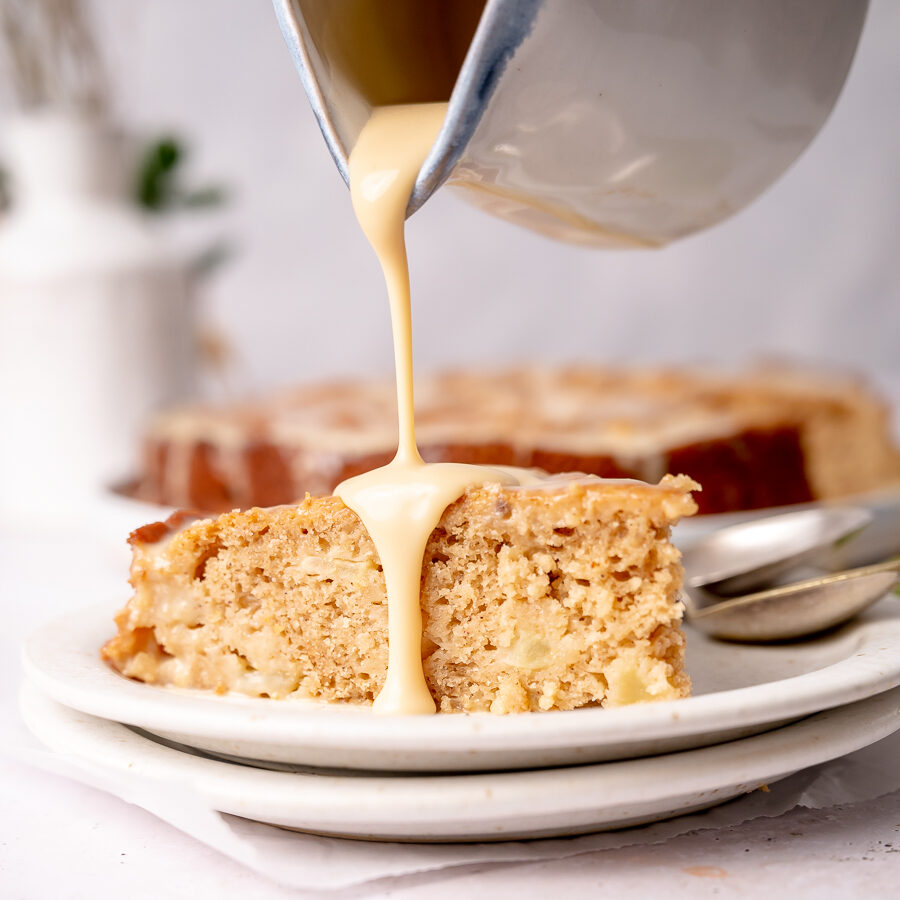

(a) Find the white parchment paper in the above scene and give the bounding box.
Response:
[7,709,900,894]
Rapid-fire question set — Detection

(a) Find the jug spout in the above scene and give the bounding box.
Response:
[272,0,538,216]
[273,0,868,247]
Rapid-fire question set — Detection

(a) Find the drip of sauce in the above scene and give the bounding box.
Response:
[336,103,521,714]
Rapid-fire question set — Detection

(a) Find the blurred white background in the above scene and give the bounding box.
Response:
[12,0,900,394]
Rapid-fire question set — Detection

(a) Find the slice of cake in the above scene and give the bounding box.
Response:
[132,365,900,516]
[103,475,697,713]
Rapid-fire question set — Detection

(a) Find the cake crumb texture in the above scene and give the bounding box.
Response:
[103,476,697,713]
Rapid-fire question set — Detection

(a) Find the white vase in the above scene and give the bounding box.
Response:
[0,111,194,521]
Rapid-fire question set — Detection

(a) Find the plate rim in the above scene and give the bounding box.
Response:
[22,602,900,754]
[19,680,900,840]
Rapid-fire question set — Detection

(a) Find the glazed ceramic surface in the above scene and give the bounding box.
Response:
[22,596,900,772]
[273,0,868,245]
[20,681,900,841]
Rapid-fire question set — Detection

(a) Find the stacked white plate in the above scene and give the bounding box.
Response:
[21,587,900,842]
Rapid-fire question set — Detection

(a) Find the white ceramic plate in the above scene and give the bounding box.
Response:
[20,681,900,842]
[22,598,900,772]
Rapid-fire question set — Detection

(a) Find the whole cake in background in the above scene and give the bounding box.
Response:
[133,364,900,516]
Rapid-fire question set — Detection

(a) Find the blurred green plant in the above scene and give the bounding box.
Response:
[134,136,232,279]
[136,136,227,213]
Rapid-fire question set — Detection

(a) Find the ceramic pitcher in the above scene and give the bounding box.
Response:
[273,0,868,247]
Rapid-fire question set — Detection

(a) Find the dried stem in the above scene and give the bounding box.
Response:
[0,0,109,113]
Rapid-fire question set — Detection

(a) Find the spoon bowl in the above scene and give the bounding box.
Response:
[682,506,872,596]
[685,558,900,642]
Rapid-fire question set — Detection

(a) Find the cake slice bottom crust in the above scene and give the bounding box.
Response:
[103,476,697,713]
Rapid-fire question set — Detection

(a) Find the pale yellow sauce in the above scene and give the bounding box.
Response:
[336,103,527,714]
[301,2,684,714]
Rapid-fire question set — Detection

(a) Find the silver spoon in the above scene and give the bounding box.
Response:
[684,558,900,642]
[681,506,872,596]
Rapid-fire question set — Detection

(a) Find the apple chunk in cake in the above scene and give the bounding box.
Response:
[103,475,697,713]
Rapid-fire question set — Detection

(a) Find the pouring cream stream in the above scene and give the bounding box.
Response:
[336,103,522,714]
